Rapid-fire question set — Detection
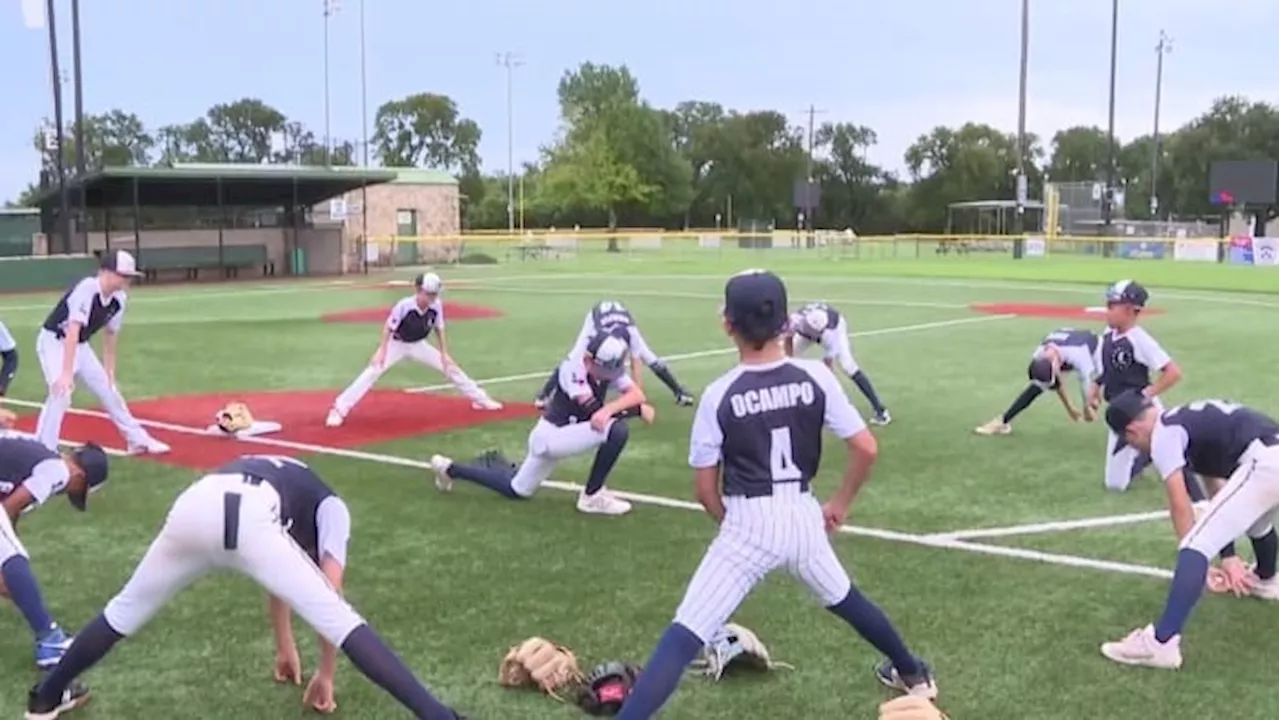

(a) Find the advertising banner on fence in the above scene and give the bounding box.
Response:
[1228,236,1279,265]
[1118,241,1165,260]
[1024,236,1046,258]
[1173,240,1219,263]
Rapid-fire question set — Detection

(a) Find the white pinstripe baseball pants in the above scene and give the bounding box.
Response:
[673,483,852,643]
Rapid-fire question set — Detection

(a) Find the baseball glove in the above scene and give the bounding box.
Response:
[215,402,254,434]
[497,637,583,700]
[689,622,793,681]
[576,661,641,716]
[879,696,950,720]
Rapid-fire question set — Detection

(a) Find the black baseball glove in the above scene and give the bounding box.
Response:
[575,661,641,716]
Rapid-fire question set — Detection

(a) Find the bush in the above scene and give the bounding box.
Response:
[458,252,498,265]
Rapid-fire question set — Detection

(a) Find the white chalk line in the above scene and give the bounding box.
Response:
[923,510,1171,542]
[0,397,1171,580]
[403,312,1020,394]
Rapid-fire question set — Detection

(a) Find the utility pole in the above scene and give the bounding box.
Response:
[1150,30,1172,219]
[358,0,369,272]
[44,0,71,254]
[70,0,86,252]
[802,104,826,234]
[322,0,340,166]
[497,51,524,234]
[1014,0,1030,244]
[1101,0,1120,236]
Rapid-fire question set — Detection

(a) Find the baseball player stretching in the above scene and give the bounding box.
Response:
[974,328,1100,435]
[34,250,169,454]
[617,271,936,719]
[1100,392,1278,670]
[25,454,470,720]
[785,302,891,425]
[533,300,694,409]
[430,331,651,516]
[0,436,109,670]
[326,272,500,427]
[1,320,18,399]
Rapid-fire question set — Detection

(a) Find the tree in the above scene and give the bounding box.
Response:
[1047,126,1116,183]
[1161,96,1279,218]
[33,110,154,172]
[371,93,482,173]
[203,99,288,163]
[812,122,899,232]
[537,126,656,229]
[904,123,1044,230]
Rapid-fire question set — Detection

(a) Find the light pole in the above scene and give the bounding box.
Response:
[1150,30,1172,219]
[322,0,340,166]
[1014,0,1030,240]
[1101,0,1119,234]
[43,0,71,254]
[496,52,523,234]
[359,0,370,272]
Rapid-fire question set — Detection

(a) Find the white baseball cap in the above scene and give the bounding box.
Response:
[588,332,630,378]
[415,272,442,293]
[100,249,141,277]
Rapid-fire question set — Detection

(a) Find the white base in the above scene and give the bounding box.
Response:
[205,420,283,439]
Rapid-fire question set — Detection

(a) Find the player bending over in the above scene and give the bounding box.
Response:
[1099,392,1278,670]
[326,272,501,428]
[431,331,652,516]
[0,436,109,670]
[616,270,936,719]
[34,250,170,454]
[533,300,694,409]
[975,328,1099,435]
[25,454,470,720]
[1,319,17,398]
[785,302,891,425]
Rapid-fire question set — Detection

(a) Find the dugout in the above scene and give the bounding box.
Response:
[30,164,397,283]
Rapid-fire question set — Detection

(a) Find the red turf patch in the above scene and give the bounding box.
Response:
[322,301,503,323]
[971,303,1165,319]
[9,390,537,470]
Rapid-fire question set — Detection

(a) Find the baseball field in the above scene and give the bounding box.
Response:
[0,251,1276,719]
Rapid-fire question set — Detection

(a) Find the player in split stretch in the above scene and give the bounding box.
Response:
[1086,280,1204,501]
[25,454,470,720]
[785,302,891,425]
[533,300,694,409]
[430,331,652,516]
[616,270,936,719]
[974,328,1099,435]
[326,272,501,427]
[1099,392,1278,670]
[1,320,18,398]
[34,250,170,455]
[0,435,109,670]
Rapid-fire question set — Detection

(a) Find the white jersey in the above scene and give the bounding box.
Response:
[0,320,15,352]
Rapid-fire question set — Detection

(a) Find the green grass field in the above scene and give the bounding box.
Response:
[0,252,1276,719]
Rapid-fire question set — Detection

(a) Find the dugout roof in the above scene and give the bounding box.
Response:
[31,164,399,209]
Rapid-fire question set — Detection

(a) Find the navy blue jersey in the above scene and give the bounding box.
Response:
[0,437,60,500]
[216,455,336,561]
[42,277,126,343]
[542,358,635,427]
[589,301,635,334]
[385,296,443,343]
[1151,400,1280,480]
[690,358,864,498]
[1097,327,1171,402]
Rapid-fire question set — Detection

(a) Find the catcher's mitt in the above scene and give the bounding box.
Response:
[215,402,254,434]
[575,661,641,717]
[497,637,583,700]
[689,622,793,681]
[879,696,950,720]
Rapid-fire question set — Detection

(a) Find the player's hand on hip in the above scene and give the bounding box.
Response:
[274,645,303,685]
[589,409,612,433]
[639,403,657,425]
[303,672,337,714]
[53,374,75,397]
[821,499,850,533]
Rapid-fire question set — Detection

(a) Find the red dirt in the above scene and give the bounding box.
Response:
[971,302,1165,320]
[8,389,538,470]
[322,301,503,323]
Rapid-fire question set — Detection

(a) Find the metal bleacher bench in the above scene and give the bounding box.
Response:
[136,245,274,281]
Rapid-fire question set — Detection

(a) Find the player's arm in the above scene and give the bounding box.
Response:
[1150,424,1197,540]
[267,594,298,674]
[1,487,35,523]
[817,367,874,509]
[101,307,124,383]
[311,497,351,684]
[1053,381,1079,418]
[598,375,645,418]
[58,282,96,380]
[1133,330,1180,398]
[0,322,16,396]
[687,389,725,524]
[2,461,70,522]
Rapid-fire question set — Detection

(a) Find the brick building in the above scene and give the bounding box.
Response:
[318,168,462,269]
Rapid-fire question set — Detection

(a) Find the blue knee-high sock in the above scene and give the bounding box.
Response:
[1000,384,1043,424]
[584,421,629,496]
[34,614,124,707]
[851,371,887,414]
[1154,549,1209,643]
[447,462,525,500]
[1,556,55,637]
[617,623,703,720]
[342,624,460,719]
[1250,529,1278,580]
[826,587,920,677]
[1182,470,1207,502]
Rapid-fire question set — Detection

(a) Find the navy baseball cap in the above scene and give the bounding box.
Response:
[100,249,142,277]
[724,269,789,342]
[1027,357,1058,389]
[68,443,109,511]
[1105,279,1148,308]
[1104,390,1154,436]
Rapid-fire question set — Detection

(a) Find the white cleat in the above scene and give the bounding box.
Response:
[325,408,344,428]
[1100,624,1183,670]
[577,489,632,516]
[127,438,170,455]
[973,417,1011,436]
[1249,572,1279,601]
[472,398,504,411]
[429,454,454,492]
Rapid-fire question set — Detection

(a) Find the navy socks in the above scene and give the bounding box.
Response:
[1251,529,1278,580]
[1001,384,1043,424]
[616,623,703,719]
[584,421,629,496]
[1,556,54,637]
[851,371,887,414]
[447,462,525,499]
[34,614,124,707]
[341,624,460,719]
[1154,549,1208,643]
[826,587,921,677]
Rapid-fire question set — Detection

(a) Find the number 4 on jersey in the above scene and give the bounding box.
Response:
[769,427,802,481]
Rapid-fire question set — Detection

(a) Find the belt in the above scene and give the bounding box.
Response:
[725,479,811,499]
[1259,435,1278,448]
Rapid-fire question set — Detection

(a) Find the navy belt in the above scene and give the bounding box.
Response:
[725,480,811,499]
[1260,435,1278,447]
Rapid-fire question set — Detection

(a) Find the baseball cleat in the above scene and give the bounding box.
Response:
[429,454,454,492]
[472,398,504,411]
[973,418,1011,436]
[34,627,73,670]
[675,393,695,407]
[25,679,91,719]
[325,408,344,428]
[870,410,892,426]
[1249,572,1279,600]
[127,438,170,455]
[875,659,938,700]
[1100,624,1183,669]
[576,489,632,516]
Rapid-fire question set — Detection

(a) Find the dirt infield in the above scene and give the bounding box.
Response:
[321,301,503,324]
[971,302,1165,320]
[9,389,537,469]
